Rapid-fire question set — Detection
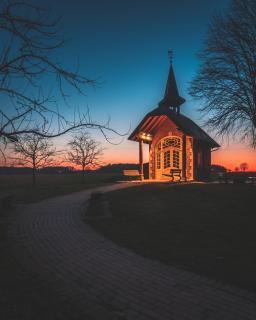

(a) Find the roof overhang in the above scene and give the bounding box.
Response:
[128,114,168,143]
[128,107,220,148]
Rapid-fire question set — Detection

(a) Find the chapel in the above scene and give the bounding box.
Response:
[128,57,220,181]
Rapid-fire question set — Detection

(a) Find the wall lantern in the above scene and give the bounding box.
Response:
[138,132,153,141]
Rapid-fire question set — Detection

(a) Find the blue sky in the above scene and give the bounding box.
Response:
[53,0,229,128]
[25,0,256,169]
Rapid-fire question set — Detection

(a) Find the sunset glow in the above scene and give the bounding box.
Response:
[1,0,255,173]
[212,143,256,171]
[100,141,256,172]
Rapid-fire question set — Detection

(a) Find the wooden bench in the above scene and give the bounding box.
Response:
[123,170,140,179]
[163,169,182,182]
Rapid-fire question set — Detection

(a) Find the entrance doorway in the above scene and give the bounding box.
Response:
[155,136,182,180]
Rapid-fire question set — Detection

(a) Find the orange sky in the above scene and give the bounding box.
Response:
[4,135,255,172]
[211,143,256,171]
[101,140,256,171]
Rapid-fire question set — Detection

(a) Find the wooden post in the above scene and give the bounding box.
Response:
[182,134,187,181]
[148,142,152,179]
[139,139,144,180]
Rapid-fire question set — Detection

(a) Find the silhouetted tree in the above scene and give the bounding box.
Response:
[67,132,103,183]
[12,133,56,185]
[240,162,249,172]
[189,0,256,147]
[0,1,121,153]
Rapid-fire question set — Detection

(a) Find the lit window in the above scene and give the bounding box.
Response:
[156,152,161,169]
[173,150,180,168]
[164,151,170,168]
[162,137,181,149]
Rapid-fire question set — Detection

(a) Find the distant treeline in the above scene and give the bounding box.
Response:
[2,164,255,177]
[0,166,75,175]
[0,163,149,176]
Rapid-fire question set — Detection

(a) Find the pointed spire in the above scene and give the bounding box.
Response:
[159,51,185,113]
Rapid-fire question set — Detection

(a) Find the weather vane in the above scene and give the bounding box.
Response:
[168,50,173,64]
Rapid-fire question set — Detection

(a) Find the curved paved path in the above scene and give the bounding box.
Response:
[9,183,256,320]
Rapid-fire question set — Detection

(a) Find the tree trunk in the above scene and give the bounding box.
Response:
[32,166,36,186]
[32,158,36,186]
[81,164,85,184]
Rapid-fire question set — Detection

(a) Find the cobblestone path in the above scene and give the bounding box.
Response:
[8,183,256,320]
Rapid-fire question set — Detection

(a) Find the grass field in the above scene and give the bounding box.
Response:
[88,183,256,292]
[0,172,121,204]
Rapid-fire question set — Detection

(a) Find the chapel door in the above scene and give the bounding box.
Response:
[155,136,182,180]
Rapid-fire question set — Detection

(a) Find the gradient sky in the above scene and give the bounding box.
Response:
[38,0,255,170]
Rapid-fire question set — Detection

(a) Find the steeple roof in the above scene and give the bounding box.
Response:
[128,55,219,148]
[158,63,185,110]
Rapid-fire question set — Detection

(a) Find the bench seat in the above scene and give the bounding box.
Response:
[162,169,182,181]
[123,169,140,178]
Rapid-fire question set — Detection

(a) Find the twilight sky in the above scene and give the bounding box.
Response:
[40,0,255,170]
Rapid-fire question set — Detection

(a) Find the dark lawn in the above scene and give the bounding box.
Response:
[89,183,256,292]
[0,172,121,204]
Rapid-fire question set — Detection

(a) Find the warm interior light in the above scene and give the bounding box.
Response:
[139,132,152,141]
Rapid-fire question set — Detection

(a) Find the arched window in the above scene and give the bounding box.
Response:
[155,136,181,170]
[156,136,181,151]
[162,137,181,149]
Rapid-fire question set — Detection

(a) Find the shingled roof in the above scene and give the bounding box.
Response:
[128,107,220,148]
[128,58,220,148]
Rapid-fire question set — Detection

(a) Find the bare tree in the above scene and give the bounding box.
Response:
[189,0,256,146]
[12,133,56,185]
[67,131,103,183]
[240,162,249,172]
[0,1,122,153]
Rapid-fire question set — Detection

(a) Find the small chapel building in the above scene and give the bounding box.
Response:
[128,59,220,181]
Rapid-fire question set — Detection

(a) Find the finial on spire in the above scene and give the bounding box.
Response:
[168,50,173,64]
